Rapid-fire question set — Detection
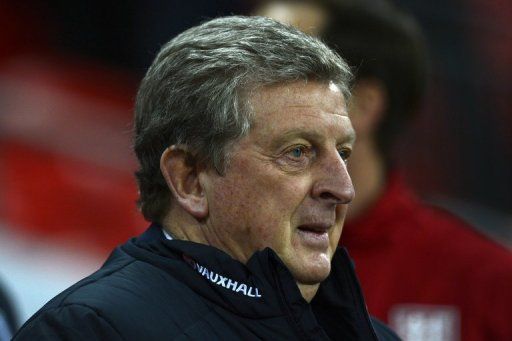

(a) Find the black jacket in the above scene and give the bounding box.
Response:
[0,279,18,341]
[14,225,399,340]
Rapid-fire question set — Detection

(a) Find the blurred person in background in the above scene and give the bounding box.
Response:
[14,16,399,340]
[256,0,512,340]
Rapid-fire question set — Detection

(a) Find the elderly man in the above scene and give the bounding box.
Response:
[14,16,398,340]
[257,1,512,340]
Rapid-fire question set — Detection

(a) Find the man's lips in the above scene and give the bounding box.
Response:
[296,223,333,249]
[297,223,332,234]
[297,224,331,248]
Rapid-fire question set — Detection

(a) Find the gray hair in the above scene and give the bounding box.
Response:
[134,15,352,223]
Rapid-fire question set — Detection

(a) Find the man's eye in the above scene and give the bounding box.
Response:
[286,146,309,160]
[290,147,304,158]
[338,148,351,161]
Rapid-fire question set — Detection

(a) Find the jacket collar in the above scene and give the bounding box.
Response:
[121,223,377,339]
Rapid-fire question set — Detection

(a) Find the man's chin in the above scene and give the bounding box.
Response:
[290,261,331,285]
[293,264,331,302]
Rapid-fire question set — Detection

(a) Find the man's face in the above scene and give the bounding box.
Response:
[201,81,355,286]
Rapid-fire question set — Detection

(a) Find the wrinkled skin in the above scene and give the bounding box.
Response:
[200,81,355,300]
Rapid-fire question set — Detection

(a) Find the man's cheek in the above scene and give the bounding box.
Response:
[256,230,273,249]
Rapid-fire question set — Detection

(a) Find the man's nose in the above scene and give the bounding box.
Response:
[311,150,355,205]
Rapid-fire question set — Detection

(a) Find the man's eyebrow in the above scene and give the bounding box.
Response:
[271,128,356,148]
[278,130,324,142]
[344,128,357,145]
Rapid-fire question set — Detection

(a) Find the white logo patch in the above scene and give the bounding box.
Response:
[184,256,262,298]
[389,304,460,341]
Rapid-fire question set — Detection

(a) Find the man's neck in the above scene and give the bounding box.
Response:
[297,282,319,303]
[347,137,386,221]
[161,205,209,244]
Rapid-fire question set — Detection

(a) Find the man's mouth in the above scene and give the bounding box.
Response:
[297,223,331,234]
[296,223,331,248]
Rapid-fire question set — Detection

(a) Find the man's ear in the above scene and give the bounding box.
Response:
[349,79,387,137]
[160,145,208,219]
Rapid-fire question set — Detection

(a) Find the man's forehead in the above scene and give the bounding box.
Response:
[245,80,354,144]
[250,81,347,114]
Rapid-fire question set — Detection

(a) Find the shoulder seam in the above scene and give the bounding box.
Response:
[58,258,137,305]
[60,303,124,339]
[13,303,124,340]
